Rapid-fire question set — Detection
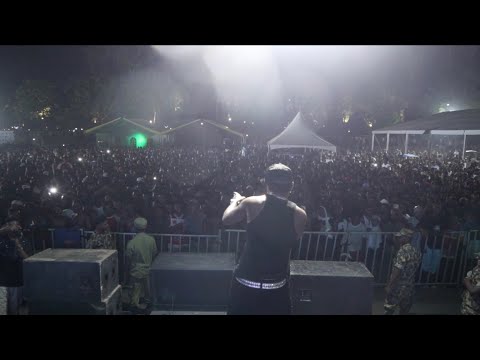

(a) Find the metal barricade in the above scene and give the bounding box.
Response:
[35,228,478,287]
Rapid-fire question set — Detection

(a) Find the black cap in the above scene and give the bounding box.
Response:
[265,163,293,185]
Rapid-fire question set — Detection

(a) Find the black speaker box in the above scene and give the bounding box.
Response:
[290,261,374,315]
[150,253,235,310]
[23,249,118,303]
[28,284,122,315]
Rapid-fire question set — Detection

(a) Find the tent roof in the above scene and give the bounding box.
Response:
[268,112,336,151]
[158,119,246,138]
[372,109,480,135]
[85,117,245,138]
[84,117,164,136]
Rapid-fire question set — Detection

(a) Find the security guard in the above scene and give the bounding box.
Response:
[125,217,157,313]
[461,252,480,315]
[384,228,421,315]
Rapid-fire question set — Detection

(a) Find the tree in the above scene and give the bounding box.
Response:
[80,46,157,77]
[9,80,58,130]
[104,69,191,123]
[358,92,408,130]
[56,76,117,129]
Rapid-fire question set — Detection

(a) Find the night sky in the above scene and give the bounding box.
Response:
[2,45,479,93]
[0,46,83,89]
[1,45,480,133]
[0,46,162,90]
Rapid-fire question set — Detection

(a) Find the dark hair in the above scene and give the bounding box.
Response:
[94,215,107,227]
[265,163,293,194]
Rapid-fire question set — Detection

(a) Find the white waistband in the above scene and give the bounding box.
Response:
[235,277,287,290]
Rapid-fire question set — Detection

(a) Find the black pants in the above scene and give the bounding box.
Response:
[227,278,291,315]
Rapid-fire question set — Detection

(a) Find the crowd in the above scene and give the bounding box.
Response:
[1,142,480,315]
[0,144,479,238]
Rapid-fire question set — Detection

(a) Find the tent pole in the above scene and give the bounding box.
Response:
[371,133,375,152]
[386,133,390,152]
[404,133,409,154]
[462,131,467,159]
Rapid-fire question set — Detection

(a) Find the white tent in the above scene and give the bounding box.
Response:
[267,112,336,152]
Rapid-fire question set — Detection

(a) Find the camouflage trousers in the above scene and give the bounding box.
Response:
[0,287,6,315]
[460,293,480,315]
[126,276,150,309]
[460,304,480,315]
[384,284,415,315]
[0,287,25,315]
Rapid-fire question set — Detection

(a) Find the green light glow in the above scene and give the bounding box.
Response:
[127,133,148,148]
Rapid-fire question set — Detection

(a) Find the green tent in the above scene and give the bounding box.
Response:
[85,117,246,148]
[84,117,166,148]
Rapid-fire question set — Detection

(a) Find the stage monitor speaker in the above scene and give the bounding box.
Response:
[150,253,235,311]
[24,249,118,303]
[28,285,122,315]
[290,261,373,315]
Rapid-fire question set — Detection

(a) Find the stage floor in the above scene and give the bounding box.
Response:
[0,286,463,315]
[372,286,462,315]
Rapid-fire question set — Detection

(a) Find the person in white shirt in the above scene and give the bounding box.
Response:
[365,215,383,273]
[367,215,383,251]
[168,202,186,251]
[317,206,331,232]
[406,206,424,251]
[343,214,367,262]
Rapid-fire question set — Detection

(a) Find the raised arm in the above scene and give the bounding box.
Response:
[294,206,307,240]
[222,193,247,226]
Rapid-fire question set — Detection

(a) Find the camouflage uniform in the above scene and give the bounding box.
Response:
[85,232,115,250]
[461,265,480,315]
[384,243,421,314]
[125,231,157,310]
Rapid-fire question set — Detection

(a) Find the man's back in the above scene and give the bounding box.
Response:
[126,232,157,279]
[232,195,305,232]
[236,194,298,281]
[222,163,307,315]
[242,195,268,223]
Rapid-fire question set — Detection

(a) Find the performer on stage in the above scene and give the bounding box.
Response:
[222,163,307,315]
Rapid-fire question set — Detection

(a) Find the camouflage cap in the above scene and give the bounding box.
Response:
[394,228,414,237]
[134,217,148,230]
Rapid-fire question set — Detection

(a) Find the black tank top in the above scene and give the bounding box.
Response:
[235,194,298,282]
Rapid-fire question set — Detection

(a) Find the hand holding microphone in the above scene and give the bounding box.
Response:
[230,192,245,206]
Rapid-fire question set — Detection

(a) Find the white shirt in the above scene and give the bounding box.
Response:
[363,216,372,229]
[407,216,420,228]
[337,219,348,232]
[345,222,366,252]
[169,214,185,227]
[367,225,382,250]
